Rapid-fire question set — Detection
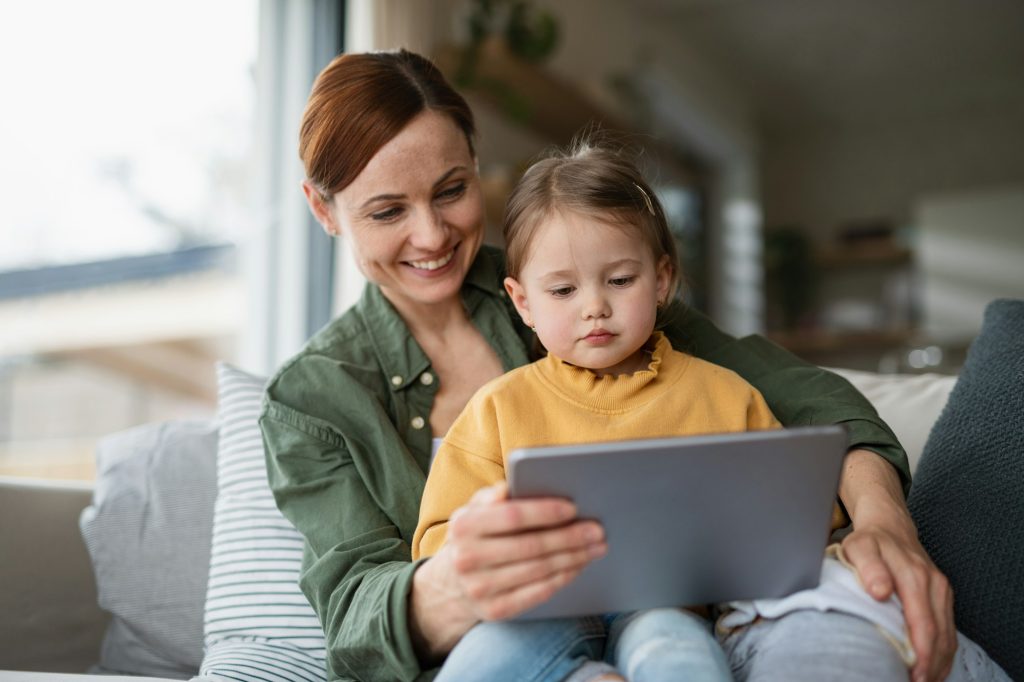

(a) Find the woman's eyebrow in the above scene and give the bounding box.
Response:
[432,166,466,189]
[359,166,468,210]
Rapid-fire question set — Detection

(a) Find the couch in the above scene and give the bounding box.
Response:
[2,299,1021,680]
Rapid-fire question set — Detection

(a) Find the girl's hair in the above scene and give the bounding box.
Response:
[299,49,475,199]
[503,139,682,302]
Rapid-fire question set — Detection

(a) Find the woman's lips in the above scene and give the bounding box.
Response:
[405,244,458,276]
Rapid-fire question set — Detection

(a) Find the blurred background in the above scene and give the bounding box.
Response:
[2,0,1022,481]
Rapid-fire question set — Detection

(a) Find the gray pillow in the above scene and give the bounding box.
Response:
[908,298,1024,680]
[80,418,218,679]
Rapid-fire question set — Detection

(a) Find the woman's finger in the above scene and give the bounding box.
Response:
[476,567,585,621]
[451,519,604,572]
[450,495,580,539]
[927,572,957,682]
[841,531,895,600]
[460,541,607,601]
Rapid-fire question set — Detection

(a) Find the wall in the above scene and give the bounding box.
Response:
[762,112,1024,242]
[915,185,1024,343]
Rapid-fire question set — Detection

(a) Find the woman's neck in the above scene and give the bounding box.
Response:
[382,289,470,343]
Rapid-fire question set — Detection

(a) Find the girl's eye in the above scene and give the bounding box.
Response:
[436,182,466,201]
[370,206,403,222]
[609,276,635,287]
[550,286,575,298]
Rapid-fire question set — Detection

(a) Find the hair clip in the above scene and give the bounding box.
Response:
[634,182,655,216]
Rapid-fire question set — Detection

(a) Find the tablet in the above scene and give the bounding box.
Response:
[506,425,847,619]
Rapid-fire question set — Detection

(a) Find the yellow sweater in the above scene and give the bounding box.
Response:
[413,332,783,559]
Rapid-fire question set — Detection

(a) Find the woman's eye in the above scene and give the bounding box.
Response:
[436,182,466,201]
[550,286,575,298]
[370,206,402,221]
[609,276,635,287]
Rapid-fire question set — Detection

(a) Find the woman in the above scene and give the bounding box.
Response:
[261,50,960,682]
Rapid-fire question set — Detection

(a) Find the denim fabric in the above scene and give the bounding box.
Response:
[434,616,606,682]
[608,609,731,682]
[436,609,730,682]
[719,610,1011,682]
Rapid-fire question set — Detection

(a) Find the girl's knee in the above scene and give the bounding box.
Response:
[724,611,908,681]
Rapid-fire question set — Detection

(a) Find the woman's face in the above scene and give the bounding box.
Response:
[306,110,484,311]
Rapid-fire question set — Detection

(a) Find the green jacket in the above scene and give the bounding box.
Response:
[260,244,909,682]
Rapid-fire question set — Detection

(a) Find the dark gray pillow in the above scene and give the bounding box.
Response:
[80,418,218,679]
[908,298,1024,680]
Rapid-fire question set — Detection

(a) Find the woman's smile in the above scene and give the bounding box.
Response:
[405,244,457,275]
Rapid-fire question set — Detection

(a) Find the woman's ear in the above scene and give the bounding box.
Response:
[302,180,341,236]
[503,276,533,329]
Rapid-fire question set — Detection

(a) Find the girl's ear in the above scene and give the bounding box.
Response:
[655,254,674,307]
[302,180,342,236]
[504,276,533,328]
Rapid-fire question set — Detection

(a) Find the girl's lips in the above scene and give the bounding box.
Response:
[583,330,616,345]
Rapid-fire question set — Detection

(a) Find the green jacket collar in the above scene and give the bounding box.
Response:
[357,245,506,392]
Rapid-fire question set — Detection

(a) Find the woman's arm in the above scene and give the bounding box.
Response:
[261,400,426,682]
[664,306,954,682]
[263,358,607,679]
[662,305,911,492]
[839,449,956,682]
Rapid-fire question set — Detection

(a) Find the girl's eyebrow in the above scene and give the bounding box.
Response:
[537,258,642,282]
[359,167,467,210]
[604,258,643,269]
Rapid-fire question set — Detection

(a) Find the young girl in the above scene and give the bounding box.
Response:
[411,140,781,682]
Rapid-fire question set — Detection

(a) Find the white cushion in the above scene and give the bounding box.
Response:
[829,368,957,475]
[197,364,327,682]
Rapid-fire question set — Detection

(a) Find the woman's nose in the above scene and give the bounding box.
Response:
[409,208,448,250]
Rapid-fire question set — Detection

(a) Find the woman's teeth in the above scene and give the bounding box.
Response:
[409,249,454,271]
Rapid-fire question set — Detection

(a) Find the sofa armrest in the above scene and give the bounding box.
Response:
[0,476,109,672]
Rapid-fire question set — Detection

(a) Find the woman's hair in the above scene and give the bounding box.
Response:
[503,139,682,303]
[299,49,476,199]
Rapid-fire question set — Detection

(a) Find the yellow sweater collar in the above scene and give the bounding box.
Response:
[534,331,685,412]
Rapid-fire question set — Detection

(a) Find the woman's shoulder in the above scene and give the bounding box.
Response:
[265,304,385,406]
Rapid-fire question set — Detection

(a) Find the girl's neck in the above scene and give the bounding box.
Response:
[588,337,657,378]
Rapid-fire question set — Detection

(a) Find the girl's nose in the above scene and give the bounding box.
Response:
[582,292,612,320]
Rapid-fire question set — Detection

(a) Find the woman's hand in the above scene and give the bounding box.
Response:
[839,449,957,682]
[408,482,607,664]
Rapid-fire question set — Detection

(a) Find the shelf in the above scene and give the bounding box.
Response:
[815,244,912,268]
[767,328,916,355]
[433,40,702,184]
[435,39,627,144]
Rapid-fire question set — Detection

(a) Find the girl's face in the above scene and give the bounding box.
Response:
[303,111,484,313]
[504,210,672,377]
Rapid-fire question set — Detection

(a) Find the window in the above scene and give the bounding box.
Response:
[0,0,259,479]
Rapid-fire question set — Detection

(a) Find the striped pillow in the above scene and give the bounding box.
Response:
[198,363,327,681]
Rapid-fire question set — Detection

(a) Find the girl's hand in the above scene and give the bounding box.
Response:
[409,482,607,662]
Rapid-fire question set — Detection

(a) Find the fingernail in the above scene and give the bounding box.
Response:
[586,525,603,542]
[870,582,886,597]
[588,543,607,558]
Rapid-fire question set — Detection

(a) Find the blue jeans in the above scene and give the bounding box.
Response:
[436,609,730,682]
[719,610,1011,682]
[434,615,605,682]
[606,609,732,682]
